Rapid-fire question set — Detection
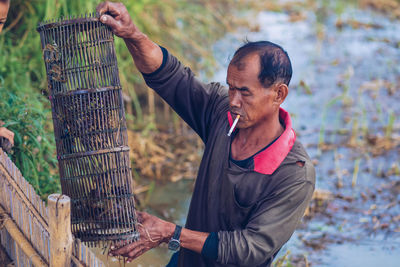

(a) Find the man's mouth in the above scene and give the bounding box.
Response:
[230,110,242,117]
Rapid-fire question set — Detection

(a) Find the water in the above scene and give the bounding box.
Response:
[97,1,400,266]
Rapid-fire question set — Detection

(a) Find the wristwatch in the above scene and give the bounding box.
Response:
[168,225,182,251]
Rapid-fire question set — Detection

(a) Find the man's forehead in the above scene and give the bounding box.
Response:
[230,52,259,69]
[228,54,260,82]
[229,53,260,74]
[232,60,247,71]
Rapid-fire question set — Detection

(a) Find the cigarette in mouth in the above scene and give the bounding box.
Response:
[227,114,240,136]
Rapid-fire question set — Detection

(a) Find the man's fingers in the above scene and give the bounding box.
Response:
[96,1,121,17]
[137,211,150,220]
[96,2,138,40]
[113,240,128,249]
[8,130,14,145]
[96,2,107,16]
[99,14,119,31]
[0,128,14,145]
[4,133,14,145]
[126,248,145,263]
[97,2,123,34]
[136,211,144,219]
[127,246,143,259]
[110,241,139,256]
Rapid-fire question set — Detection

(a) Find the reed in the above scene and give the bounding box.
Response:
[334,149,344,189]
[318,96,342,155]
[352,158,361,187]
[385,110,395,138]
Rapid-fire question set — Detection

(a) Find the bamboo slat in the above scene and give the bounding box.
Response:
[0,205,48,267]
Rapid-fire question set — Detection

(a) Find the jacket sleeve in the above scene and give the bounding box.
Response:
[217,165,315,266]
[142,47,228,142]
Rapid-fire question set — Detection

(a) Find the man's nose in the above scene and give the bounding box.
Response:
[230,90,241,109]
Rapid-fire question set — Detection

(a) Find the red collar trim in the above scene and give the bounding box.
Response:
[228,112,234,127]
[227,108,296,175]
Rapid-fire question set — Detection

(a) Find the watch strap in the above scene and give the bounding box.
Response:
[168,225,182,251]
[172,225,182,241]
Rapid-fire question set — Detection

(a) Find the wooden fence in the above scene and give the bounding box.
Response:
[0,148,105,267]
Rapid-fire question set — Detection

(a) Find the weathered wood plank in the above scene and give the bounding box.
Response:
[0,205,48,267]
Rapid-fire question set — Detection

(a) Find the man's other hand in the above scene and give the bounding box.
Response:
[96,2,144,41]
[109,211,175,263]
[0,127,14,146]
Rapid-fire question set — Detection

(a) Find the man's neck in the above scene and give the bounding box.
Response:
[231,113,284,161]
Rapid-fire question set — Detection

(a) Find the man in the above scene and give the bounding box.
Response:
[97,2,315,266]
[0,0,14,153]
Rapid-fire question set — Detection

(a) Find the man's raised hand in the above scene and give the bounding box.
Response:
[96,1,163,74]
[96,1,144,41]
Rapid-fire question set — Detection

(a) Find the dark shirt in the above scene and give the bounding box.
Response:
[143,48,315,267]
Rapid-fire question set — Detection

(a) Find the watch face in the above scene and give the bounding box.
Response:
[168,239,180,251]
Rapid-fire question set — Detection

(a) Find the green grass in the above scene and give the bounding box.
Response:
[0,89,60,199]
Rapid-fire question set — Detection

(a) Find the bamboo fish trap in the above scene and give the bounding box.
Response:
[37,14,139,246]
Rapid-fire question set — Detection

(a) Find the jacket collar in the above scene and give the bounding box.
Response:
[228,108,296,175]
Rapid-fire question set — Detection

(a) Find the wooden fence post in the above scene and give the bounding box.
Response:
[48,194,72,267]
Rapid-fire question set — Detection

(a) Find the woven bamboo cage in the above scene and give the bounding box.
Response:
[37,14,139,246]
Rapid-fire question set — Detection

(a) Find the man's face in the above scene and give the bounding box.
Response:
[0,1,10,33]
[227,53,280,129]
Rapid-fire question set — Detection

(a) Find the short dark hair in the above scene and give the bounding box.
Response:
[231,41,293,87]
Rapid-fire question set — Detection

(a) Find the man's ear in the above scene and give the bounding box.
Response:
[274,83,288,105]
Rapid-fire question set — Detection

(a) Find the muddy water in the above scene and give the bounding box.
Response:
[96,1,400,266]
